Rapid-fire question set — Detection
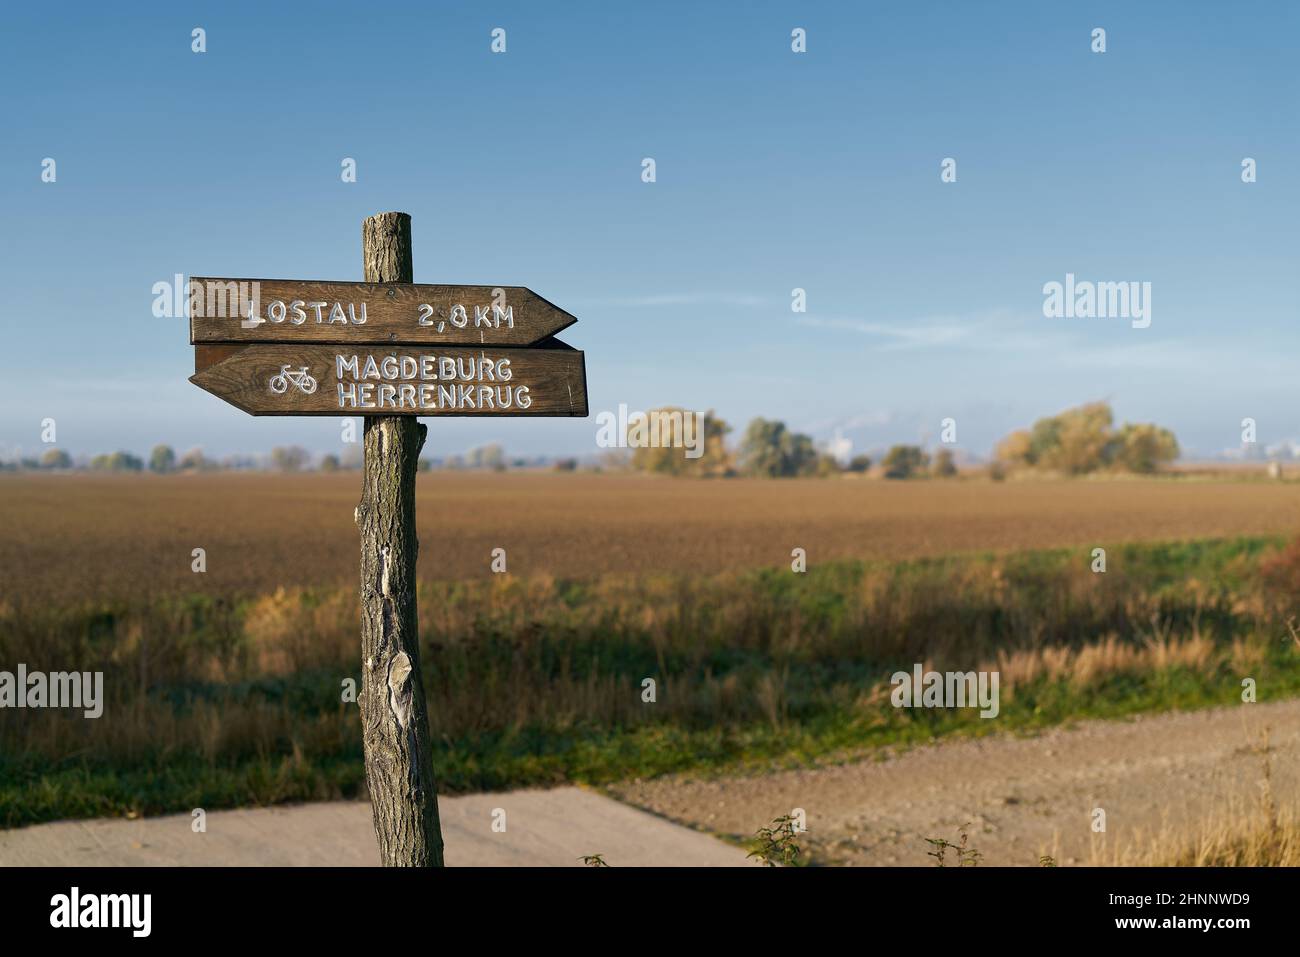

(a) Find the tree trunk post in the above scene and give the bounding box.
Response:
[356,211,444,866]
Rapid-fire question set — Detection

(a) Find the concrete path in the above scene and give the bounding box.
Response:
[0,787,754,867]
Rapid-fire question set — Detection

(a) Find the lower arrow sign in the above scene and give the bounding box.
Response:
[190,340,588,417]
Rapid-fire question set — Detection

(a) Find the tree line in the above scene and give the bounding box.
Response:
[5,401,1178,479]
[628,401,1178,479]
[627,408,958,479]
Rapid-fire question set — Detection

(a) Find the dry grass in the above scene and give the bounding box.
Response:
[6,472,1300,603]
[1,535,1287,775]
[1095,732,1300,866]
[992,632,1223,694]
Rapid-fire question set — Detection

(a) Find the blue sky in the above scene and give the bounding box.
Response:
[2,1,1297,462]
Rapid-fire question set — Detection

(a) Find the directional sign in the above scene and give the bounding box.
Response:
[184,212,590,867]
[188,277,578,347]
[190,341,588,417]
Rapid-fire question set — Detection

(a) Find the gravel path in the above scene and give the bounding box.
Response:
[608,700,1300,865]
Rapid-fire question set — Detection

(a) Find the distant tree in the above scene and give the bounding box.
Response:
[149,444,176,474]
[846,454,873,474]
[178,447,213,471]
[552,457,578,472]
[815,454,842,477]
[92,451,143,472]
[270,445,310,472]
[738,418,818,478]
[416,458,431,472]
[995,402,1179,475]
[629,408,732,477]
[467,443,506,471]
[995,429,1033,467]
[882,445,928,479]
[932,448,958,478]
[320,453,341,472]
[40,448,72,469]
[1038,402,1113,474]
[1112,423,1179,473]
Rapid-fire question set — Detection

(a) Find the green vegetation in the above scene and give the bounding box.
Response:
[882,444,928,479]
[269,445,310,472]
[737,417,818,478]
[925,823,983,867]
[996,401,1178,475]
[748,814,804,866]
[931,448,958,478]
[621,409,846,478]
[89,451,143,472]
[3,534,1298,827]
[149,444,176,474]
[630,407,731,476]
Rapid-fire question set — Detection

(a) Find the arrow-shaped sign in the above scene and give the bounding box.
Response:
[189,277,578,347]
[190,341,587,417]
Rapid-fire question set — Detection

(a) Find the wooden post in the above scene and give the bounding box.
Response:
[356,211,445,866]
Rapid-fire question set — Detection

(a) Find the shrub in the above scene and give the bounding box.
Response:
[882,445,928,479]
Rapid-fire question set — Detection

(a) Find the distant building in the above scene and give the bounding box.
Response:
[825,428,852,466]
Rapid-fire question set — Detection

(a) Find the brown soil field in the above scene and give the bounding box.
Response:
[3,472,1300,604]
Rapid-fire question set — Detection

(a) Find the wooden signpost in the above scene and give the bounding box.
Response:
[187,212,588,866]
[191,342,586,416]
[189,278,577,346]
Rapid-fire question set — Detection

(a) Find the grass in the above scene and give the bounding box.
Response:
[4,533,1300,827]
[1140,809,1300,866]
[1095,731,1299,867]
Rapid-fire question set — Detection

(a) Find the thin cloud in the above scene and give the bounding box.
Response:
[793,309,1243,367]
[798,317,970,349]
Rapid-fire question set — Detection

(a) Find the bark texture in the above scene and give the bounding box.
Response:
[357,212,444,866]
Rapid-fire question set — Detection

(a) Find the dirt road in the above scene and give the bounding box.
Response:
[608,699,1300,865]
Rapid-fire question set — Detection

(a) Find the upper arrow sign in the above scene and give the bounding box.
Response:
[188,277,578,347]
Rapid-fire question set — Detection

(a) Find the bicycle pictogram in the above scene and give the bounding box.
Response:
[268,365,318,395]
